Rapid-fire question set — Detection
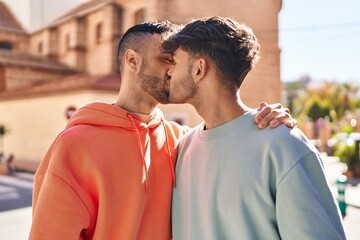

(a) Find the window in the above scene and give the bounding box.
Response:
[0,42,13,50]
[65,106,77,119]
[38,42,43,53]
[65,33,71,51]
[95,23,103,44]
[134,9,145,24]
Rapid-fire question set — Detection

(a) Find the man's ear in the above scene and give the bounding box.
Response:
[193,58,208,83]
[125,49,139,72]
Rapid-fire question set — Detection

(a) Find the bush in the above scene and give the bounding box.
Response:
[331,133,360,167]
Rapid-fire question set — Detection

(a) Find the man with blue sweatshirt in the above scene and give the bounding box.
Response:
[162,16,346,239]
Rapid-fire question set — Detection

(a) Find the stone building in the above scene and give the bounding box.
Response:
[0,0,283,171]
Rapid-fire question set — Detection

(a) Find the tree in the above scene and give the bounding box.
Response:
[285,79,360,123]
[305,97,331,121]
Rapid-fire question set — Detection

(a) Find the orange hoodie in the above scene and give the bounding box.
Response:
[30,102,189,240]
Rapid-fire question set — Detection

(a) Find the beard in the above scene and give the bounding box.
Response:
[137,59,170,104]
[137,73,170,104]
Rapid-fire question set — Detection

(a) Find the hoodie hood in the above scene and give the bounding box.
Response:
[67,101,164,130]
[66,101,175,192]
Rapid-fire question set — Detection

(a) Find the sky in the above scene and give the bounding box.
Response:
[2,0,359,84]
[1,0,83,31]
[279,0,360,84]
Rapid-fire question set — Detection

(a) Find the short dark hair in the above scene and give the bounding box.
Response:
[117,20,179,73]
[161,16,260,88]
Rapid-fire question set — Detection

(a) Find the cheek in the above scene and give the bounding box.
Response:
[171,64,184,76]
[147,61,168,73]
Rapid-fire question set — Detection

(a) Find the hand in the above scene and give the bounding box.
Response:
[255,102,297,129]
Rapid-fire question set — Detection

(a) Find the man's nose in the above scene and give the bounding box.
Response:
[167,64,175,75]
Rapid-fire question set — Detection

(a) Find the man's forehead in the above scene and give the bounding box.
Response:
[173,48,186,57]
[146,33,162,42]
[145,34,161,45]
[144,34,164,55]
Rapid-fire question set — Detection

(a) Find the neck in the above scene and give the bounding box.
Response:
[193,90,249,129]
[114,100,157,123]
[115,79,159,123]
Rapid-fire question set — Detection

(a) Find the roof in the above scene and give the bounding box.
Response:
[0,2,25,33]
[0,49,78,73]
[46,0,118,28]
[0,73,120,100]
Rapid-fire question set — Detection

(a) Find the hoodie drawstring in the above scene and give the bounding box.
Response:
[161,118,176,188]
[127,114,149,193]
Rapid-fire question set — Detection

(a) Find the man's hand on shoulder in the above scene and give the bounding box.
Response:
[255,102,297,129]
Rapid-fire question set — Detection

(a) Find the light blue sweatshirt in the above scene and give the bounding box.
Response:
[172,109,346,240]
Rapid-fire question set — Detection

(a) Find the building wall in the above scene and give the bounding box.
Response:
[147,0,282,107]
[0,66,5,91]
[0,0,283,168]
[0,91,117,167]
[29,29,52,55]
[28,4,123,74]
[58,20,78,65]
[119,0,146,30]
[0,90,202,168]
[0,30,28,52]
[85,5,121,75]
[4,66,73,90]
[158,103,203,127]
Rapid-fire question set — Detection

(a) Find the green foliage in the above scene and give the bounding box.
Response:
[0,125,6,136]
[341,125,355,134]
[285,79,360,122]
[303,97,331,121]
[332,134,356,166]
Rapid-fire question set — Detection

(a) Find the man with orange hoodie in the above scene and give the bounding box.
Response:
[29,21,295,239]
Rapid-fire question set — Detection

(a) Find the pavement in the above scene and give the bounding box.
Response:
[0,172,33,239]
[0,156,359,239]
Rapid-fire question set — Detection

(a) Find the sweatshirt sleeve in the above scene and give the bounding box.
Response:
[275,153,346,240]
[30,171,91,239]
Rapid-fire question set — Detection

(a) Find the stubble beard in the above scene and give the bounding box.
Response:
[138,73,170,104]
[169,65,198,104]
[137,60,170,104]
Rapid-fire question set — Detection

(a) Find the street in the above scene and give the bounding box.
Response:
[0,156,359,239]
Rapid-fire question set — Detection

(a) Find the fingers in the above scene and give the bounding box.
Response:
[255,109,296,129]
[255,102,287,121]
[254,105,272,124]
[256,101,294,129]
[256,109,287,129]
[258,102,268,109]
[268,112,290,128]
[285,119,298,128]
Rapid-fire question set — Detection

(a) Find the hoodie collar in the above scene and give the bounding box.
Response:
[66,101,164,130]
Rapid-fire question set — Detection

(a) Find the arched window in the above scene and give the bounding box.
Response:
[65,33,71,51]
[0,42,13,50]
[95,22,103,44]
[134,9,145,24]
[65,33,70,51]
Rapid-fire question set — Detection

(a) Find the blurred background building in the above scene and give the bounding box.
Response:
[0,0,283,171]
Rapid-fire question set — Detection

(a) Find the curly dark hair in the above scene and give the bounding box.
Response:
[161,16,260,89]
